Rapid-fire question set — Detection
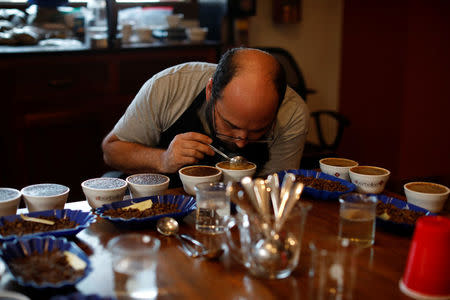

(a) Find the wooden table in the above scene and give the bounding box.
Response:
[0,188,421,299]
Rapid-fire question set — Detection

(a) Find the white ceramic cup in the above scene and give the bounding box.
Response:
[0,188,22,216]
[21,183,69,212]
[178,165,222,196]
[319,157,358,181]
[126,174,170,198]
[404,182,449,213]
[215,161,256,183]
[349,166,390,194]
[81,178,127,209]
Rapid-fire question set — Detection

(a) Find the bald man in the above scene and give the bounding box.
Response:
[102,47,310,186]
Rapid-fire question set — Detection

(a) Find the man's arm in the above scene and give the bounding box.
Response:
[102,131,215,174]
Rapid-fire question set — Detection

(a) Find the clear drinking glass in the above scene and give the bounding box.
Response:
[194,182,230,234]
[338,193,377,247]
[107,234,160,300]
[308,236,361,300]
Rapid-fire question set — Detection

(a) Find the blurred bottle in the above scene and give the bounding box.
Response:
[85,0,107,47]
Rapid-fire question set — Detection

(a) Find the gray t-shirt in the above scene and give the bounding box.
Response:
[113,62,310,176]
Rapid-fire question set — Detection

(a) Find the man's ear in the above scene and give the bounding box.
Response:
[205,78,213,102]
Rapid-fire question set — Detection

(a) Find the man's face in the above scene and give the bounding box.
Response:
[207,74,279,149]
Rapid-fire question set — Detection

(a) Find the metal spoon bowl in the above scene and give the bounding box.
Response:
[230,155,247,165]
[156,217,180,236]
[156,217,199,257]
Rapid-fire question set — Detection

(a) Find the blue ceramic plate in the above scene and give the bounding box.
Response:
[95,194,196,227]
[277,169,356,200]
[0,236,92,289]
[0,209,96,242]
[374,194,436,235]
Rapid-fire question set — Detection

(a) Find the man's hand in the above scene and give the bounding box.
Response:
[160,132,215,173]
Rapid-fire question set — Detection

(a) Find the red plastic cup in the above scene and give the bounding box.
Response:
[400,216,450,299]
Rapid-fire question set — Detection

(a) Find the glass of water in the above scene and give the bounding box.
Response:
[107,234,160,299]
[194,182,230,234]
[338,193,377,247]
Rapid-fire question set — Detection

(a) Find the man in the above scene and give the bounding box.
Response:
[102,47,310,186]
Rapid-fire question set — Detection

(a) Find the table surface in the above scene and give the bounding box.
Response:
[0,188,427,299]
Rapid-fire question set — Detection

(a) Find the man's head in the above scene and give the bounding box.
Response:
[206,47,286,149]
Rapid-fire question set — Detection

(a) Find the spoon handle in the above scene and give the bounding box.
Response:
[180,234,207,251]
[175,234,196,257]
[208,144,230,160]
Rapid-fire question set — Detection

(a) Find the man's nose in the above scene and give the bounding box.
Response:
[234,139,248,148]
[234,130,248,148]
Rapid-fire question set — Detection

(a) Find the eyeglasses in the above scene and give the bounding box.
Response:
[212,102,275,144]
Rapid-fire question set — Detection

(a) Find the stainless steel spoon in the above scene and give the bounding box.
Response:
[208,144,247,166]
[230,155,247,165]
[156,217,199,257]
[192,247,225,260]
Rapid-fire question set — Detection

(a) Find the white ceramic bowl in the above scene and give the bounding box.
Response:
[186,27,208,42]
[319,157,358,181]
[166,13,184,28]
[0,188,21,216]
[404,182,449,213]
[178,165,222,196]
[215,161,256,183]
[349,166,390,194]
[21,183,69,212]
[126,173,170,198]
[81,178,127,209]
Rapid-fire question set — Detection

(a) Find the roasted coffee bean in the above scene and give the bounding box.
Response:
[0,216,78,237]
[376,201,425,225]
[103,203,181,219]
[295,175,349,192]
[9,248,85,284]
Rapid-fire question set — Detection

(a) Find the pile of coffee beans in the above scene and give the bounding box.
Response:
[376,201,425,225]
[103,203,181,219]
[9,248,85,284]
[295,175,348,192]
[0,216,78,237]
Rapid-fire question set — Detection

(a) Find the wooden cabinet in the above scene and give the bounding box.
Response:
[0,43,220,202]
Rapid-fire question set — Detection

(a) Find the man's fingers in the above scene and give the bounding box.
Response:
[176,133,215,156]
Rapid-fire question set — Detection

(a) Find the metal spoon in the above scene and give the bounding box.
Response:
[230,156,247,165]
[208,144,247,166]
[156,217,199,257]
[192,247,225,260]
[226,181,256,215]
[208,144,230,161]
